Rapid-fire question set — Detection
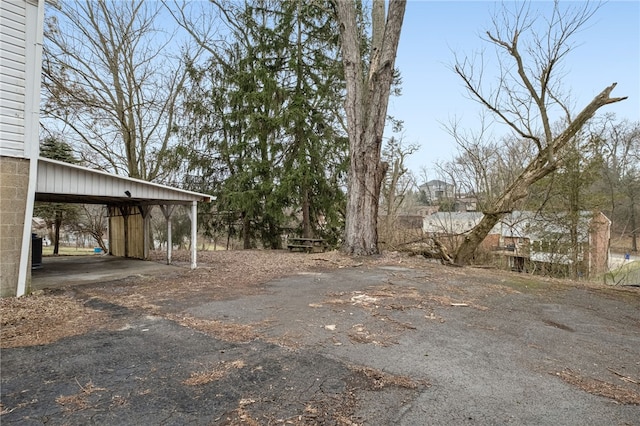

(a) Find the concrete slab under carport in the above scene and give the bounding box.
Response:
[31,255,184,291]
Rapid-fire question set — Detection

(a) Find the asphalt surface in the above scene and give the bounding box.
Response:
[30,255,184,290]
[3,263,640,425]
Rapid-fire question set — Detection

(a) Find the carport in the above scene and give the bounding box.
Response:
[34,157,212,279]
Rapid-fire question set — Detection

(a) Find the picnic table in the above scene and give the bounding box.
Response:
[287,237,327,253]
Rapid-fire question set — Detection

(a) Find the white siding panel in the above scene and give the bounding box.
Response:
[0,118,23,130]
[0,114,25,127]
[0,17,26,37]
[0,120,25,147]
[0,127,24,146]
[1,4,27,25]
[1,0,27,17]
[0,126,24,143]
[2,29,25,47]
[0,0,27,158]
[0,140,23,152]
[0,83,25,100]
[2,36,25,55]
[0,96,23,111]
[0,73,24,89]
[1,22,25,43]
[0,49,27,66]
[0,63,24,79]
[0,55,25,72]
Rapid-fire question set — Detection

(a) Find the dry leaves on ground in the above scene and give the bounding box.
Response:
[0,295,112,348]
[55,380,107,412]
[183,360,246,386]
[556,369,640,405]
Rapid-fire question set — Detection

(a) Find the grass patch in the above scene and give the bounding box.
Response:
[604,260,640,286]
[43,246,98,256]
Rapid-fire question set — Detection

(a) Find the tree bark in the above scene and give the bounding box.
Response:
[242,213,251,250]
[631,197,638,253]
[335,0,406,255]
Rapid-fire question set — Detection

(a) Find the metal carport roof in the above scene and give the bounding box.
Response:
[35,157,211,205]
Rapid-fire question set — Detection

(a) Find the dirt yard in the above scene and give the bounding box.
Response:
[1,250,639,425]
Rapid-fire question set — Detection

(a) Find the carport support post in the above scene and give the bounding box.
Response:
[118,206,130,258]
[139,206,152,260]
[190,201,197,269]
[160,205,174,265]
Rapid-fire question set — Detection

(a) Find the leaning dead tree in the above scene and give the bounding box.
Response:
[451,1,627,265]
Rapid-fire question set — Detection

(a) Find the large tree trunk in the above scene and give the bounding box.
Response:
[631,197,638,253]
[454,83,626,264]
[242,213,251,249]
[335,0,406,255]
[455,213,503,264]
[302,188,312,238]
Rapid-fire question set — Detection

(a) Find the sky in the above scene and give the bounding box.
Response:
[387,1,640,177]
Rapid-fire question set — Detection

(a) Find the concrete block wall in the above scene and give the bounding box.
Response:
[0,156,31,297]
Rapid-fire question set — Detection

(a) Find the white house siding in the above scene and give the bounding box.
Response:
[423,212,485,234]
[0,0,27,157]
[0,0,44,297]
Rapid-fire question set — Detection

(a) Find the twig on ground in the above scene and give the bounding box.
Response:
[607,368,640,385]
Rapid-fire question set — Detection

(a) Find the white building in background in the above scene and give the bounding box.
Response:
[422,212,485,235]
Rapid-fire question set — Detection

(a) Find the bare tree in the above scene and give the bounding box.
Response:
[380,136,418,218]
[451,1,627,264]
[334,0,407,255]
[444,115,537,213]
[592,117,640,252]
[72,205,109,253]
[379,136,418,246]
[42,0,194,181]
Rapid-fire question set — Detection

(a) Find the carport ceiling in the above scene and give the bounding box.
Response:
[35,158,212,206]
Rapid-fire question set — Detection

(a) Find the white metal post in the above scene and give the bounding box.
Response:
[190,201,197,269]
[17,2,46,297]
[160,205,174,265]
[141,206,151,260]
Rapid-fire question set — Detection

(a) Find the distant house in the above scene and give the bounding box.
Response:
[418,180,478,212]
[454,196,478,212]
[494,211,610,277]
[422,211,610,277]
[419,180,455,204]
